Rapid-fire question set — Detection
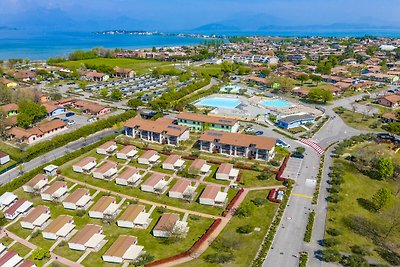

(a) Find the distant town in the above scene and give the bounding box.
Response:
[0,35,399,267]
[95,30,223,39]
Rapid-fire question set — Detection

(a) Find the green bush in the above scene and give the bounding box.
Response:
[326,228,342,236]
[322,249,341,262]
[204,253,234,264]
[236,225,253,234]
[350,245,371,256]
[304,211,315,242]
[251,197,267,207]
[322,238,340,247]
[341,254,369,267]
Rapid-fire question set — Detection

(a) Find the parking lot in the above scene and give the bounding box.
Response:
[280,157,303,181]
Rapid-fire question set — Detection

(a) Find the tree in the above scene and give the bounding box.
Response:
[375,157,394,179]
[204,253,234,264]
[32,248,50,260]
[296,74,309,85]
[342,254,369,267]
[257,172,272,180]
[236,225,253,234]
[371,188,392,211]
[132,253,154,266]
[78,81,87,90]
[322,249,341,262]
[100,88,108,98]
[295,146,306,154]
[17,100,47,128]
[310,74,322,85]
[235,202,255,217]
[127,98,143,109]
[111,89,123,100]
[308,88,333,103]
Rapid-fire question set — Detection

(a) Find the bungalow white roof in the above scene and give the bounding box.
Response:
[139,150,159,161]
[43,215,74,234]
[217,163,239,177]
[93,161,117,174]
[103,235,142,259]
[0,192,17,207]
[0,251,23,267]
[74,157,97,168]
[4,199,32,216]
[69,224,104,247]
[90,196,117,213]
[26,174,48,188]
[22,205,50,224]
[164,154,184,168]
[98,141,117,150]
[63,188,90,205]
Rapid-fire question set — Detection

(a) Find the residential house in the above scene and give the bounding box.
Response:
[7,120,67,144]
[124,117,190,146]
[73,100,111,116]
[188,159,211,175]
[96,141,117,155]
[115,166,141,186]
[113,67,135,78]
[137,150,160,165]
[0,78,17,88]
[62,188,91,210]
[0,192,17,210]
[152,213,189,238]
[89,196,119,219]
[20,205,51,229]
[168,179,196,200]
[92,161,118,180]
[176,112,240,133]
[42,102,66,117]
[117,204,151,229]
[13,70,37,81]
[378,94,400,108]
[18,260,37,267]
[68,224,105,251]
[4,199,32,220]
[381,112,400,123]
[102,235,144,264]
[0,251,23,267]
[162,154,185,171]
[116,145,138,160]
[215,163,239,181]
[277,114,316,129]
[72,157,97,173]
[40,181,68,201]
[198,130,276,161]
[43,164,58,176]
[82,71,109,82]
[140,173,168,194]
[0,103,18,117]
[42,215,75,240]
[0,243,5,255]
[23,174,48,193]
[199,185,228,206]
[0,152,10,165]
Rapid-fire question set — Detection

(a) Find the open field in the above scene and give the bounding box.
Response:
[333,107,383,132]
[59,58,173,75]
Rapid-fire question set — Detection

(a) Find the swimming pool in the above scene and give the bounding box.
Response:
[260,99,292,109]
[195,97,241,109]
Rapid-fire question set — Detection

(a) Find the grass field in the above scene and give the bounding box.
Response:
[326,143,400,264]
[9,242,32,257]
[333,107,383,132]
[178,190,279,267]
[59,58,173,75]
[0,142,22,161]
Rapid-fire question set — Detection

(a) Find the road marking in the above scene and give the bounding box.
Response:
[291,193,313,199]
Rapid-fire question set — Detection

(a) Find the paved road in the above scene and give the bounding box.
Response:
[0,129,116,185]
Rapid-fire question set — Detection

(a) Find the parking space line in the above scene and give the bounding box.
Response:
[291,193,313,199]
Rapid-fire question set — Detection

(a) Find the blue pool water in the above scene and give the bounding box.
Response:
[195,97,241,108]
[260,99,292,108]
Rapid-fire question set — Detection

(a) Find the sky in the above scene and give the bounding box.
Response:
[0,0,399,32]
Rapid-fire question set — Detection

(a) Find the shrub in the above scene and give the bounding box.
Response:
[322,249,341,262]
[31,230,41,238]
[341,254,369,267]
[235,202,255,217]
[156,207,166,214]
[350,245,370,256]
[132,253,155,266]
[32,248,50,260]
[376,249,400,266]
[257,172,272,181]
[327,193,344,203]
[322,238,339,247]
[251,197,267,207]
[58,240,67,247]
[304,211,315,242]
[189,215,200,221]
[236,225,253,234]
[326,228,342,236]
[204,253,234,264]
[76,209,86,217]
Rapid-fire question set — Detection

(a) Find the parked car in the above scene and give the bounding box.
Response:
[255,130,264,136]
[87,117,97,123]
[67,120,76,126]
[276,139,291,148]
[66,112,75,117]
[244,127,255,133]
[291,153,304,159]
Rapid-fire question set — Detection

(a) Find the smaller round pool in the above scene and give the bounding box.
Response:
[260,99,292,109]
[195,97,241,109]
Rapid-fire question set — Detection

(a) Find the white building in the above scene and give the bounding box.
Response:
[4,199,32,220]
[116,145,138,160]
[97,141,117,155]
[89,196,119,219]
[23,174,48,193]
[42,215,75,240]
[140,173,168,194]
[72,157,97,173]
[115,167,141,186]
[117,205,151,229]
[162,154,185,171]
[92,161,118,180]
[20,205,51,229]
[199,185,228,206]
[168,179,196,200]
[215,163,239,181]
[40,181,68,201]
[0,192,17,210]
[0,152,10,165]
[68,224,105,251]
[152,213,189,238]
[102,235,143,264]
[0,251,23,267]
[62,188,91,210]
[137,150,160,165]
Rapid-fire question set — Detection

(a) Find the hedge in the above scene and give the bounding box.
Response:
[22,110,135,161]
[299,251,309,267]
[252,182,293,267]
[272,129,298,140]
[0,134,117,196]
[312,157,324,205]
[304,210,315,242]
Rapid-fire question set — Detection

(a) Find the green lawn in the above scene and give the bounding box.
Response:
[326,144,400,264]
[0,142,22,161]
[0,159,17,173]
[0,236,14,246]
[60,58,172,75]
[52,243,85,262]
[9,242,32,257]
[333,107,383,132]
[178,190,279,267]
[239,169,282,188]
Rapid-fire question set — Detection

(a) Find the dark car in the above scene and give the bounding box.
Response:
[66,112,75,117]
[291,153,305,159]
[255,130,264,135]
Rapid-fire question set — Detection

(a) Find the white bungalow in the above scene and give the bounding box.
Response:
[40,181,68,201]
[0,251,23,267]
[97,141,117,155]
[23,174,49,193]
[68,224,105,251]
[117,204,151,229]
[0,152,10,165]
[0,243,5,254]
[137,150,160,165]
[89,196,119,219]
[20,205,51,229]
[188,159,211,175]
[72,157,97,173]
[116,145,138,160]
[140,173,168,194]
[102,235,143,264]
[115,167,141,186]
[62,188,91,210]
[92,161,118,180]
[152,213,189,238]
[199,185,228,206]
[168,179,196,200]
[215,163,239,181]
[42,215,75,240]
[162,155,185,171]
[0,192,17,210]
[4,199,32,220]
